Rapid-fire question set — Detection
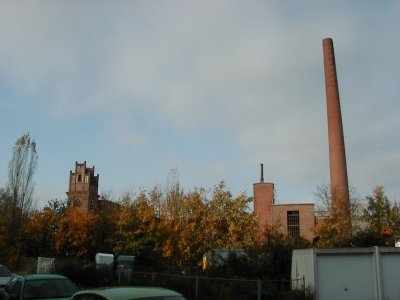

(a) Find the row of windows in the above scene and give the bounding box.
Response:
[71,174,89,183]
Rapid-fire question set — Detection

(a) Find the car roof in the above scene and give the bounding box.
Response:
[19,274,68,280]
[73,287,183,300]
[0,265,11,273]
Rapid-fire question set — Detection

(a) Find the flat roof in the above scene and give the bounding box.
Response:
[272,202,314,206]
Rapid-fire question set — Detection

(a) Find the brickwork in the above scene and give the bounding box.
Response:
[322,38,350,213]
[253,165,315,241]
[66,161,99,211]
[272,203,315,241]
[253,182,274,231]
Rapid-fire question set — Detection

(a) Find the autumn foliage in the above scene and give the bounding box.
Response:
[314,185,400,247]
[1,182,261,271]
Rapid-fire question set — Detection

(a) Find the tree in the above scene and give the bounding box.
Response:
[203,182,259,250]
[7,133,38,212]
[355,186,400,246]
[55,206,103,259]
[314,184,363,247]
[1,133,38,267]
[159,188,208,271]
[114,191,161,268]
[0,188,12,259]
[247,226,310,280]
[21,199,67,257]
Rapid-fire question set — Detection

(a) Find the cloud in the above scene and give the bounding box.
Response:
[0,1,399,204]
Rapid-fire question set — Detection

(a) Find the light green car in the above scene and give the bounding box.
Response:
[71,287,187,300]
[1,274,78,300]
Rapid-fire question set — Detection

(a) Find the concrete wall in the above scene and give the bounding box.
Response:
[291,247,400,300]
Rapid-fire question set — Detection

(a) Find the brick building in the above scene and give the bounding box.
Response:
[66,161,117,211]
[253,164,315,241]
[66,161,99,211]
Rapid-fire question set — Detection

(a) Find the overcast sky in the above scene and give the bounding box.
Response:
[0,1,399,208]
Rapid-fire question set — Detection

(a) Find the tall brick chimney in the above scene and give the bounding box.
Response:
[322,38,350,218]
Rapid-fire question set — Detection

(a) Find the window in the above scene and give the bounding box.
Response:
[78,174,82,182]
[287,210,300,237]
[23,278,78,299]
[5,278,22,297]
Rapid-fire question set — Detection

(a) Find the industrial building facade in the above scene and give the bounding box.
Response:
[253,165,316,241]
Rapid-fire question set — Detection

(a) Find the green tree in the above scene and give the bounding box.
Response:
[114,191,161,268]
[355,186,399,246]
[249,227,310,280]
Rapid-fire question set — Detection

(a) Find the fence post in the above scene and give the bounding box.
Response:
[257,279,261,300]
[195,276,199,300]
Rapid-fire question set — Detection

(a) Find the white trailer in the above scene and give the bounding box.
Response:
[95,253,114,268]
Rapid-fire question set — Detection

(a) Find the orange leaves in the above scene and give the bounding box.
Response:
[55,206,102,258]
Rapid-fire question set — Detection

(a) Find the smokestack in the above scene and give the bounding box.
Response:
[322,38,350,214]
[260,163,264,183]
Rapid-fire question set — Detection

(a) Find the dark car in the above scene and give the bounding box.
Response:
[71,287,186,300]
[0,265,12,289]
[1,274,78,300]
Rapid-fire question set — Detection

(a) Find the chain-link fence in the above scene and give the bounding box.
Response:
[14,258,309,300]
[129,271,307,300]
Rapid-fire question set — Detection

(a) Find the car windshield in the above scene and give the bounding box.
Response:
[23,278,78,299]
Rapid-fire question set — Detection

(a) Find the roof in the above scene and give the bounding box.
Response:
[73,287,183,300]
[21,274,68,280]
[272,202,315,206]
[0,265,11,276]
[96,253,114,258]
[117,255,135,262]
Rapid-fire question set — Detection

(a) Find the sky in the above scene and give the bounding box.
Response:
[0,1,399,209]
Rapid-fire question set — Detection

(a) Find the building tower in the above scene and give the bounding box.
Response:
[66,161,99,211]
[253,163,274,236]
[322,38,350,219]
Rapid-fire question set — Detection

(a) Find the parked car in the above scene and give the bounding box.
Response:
[0,265,12,289]
[71,287,187,300]
[1,274,78,300]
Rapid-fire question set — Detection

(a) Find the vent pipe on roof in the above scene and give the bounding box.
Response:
[260,163,264,183]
